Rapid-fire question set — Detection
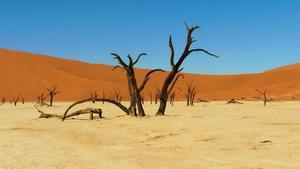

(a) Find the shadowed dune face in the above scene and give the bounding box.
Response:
[0,48,299,101]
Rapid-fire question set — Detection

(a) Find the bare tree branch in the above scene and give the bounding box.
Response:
[188,48,219,58]
[111,53,129,71]
[167,74,184,95]
[169,36,175,67]
[133,53,147,65]
[139,69,165,92]
[127,54,134,65]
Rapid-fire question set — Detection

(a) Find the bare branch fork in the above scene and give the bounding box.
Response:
[13,95,21,106]
[47,84,61,106]
[111,52,163,116]
[256,89,269,106]
[90,91,98,103]
[156,23,219,115]
[178,81,197,106]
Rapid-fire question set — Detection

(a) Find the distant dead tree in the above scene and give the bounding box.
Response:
[154,88,160,104]
[90,91,98,103]
[112,53,163,116]
[156,23,218,115]
[113,89,122,103]
[13,95,21,106]
[169,91,176,106]
[256,89,269,106]
[37,92,48,105]
[148,92,153,104]
[21,96,25,104]
[47,84,61,106]
[1,97,6,105]
[179,82,197,106]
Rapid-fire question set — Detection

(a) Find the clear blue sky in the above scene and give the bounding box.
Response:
[0,0,299,74]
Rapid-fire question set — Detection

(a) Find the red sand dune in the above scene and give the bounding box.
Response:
[0,48,299,101]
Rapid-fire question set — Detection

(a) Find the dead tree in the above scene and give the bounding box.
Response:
[1,97,6,105]
[13,95,21,106]
[90,91,98,103]
[21,96,25,104]
[37,92,48,106]
[149,92,153,104]
[47,84,61,106]
[111,53,163,116]
[156,23,218,115]
[169,91,176,106]
[154,88,160,104]
[190,88,197,106]
[256,89,268,106]
[113,89,122,103]
[179,82,197,106]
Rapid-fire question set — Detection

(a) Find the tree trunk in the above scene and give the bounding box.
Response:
[50,95,53,106]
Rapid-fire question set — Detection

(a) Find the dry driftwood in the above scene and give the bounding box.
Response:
[226,99,243,104]
[62,98,131,121]
[34,103,102,120]
[197,99,209,103]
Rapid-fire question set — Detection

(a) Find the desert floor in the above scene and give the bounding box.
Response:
[0,101,299,169]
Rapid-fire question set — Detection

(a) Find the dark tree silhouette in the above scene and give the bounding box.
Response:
[61,53,163,120]
[156,23,218,115]
[179,82,197,106]
[90,91,98,103]
[21,96,25,104]
[1,97,6,105]
[256,89,268,106]
[47,84,61,106]
[37,92,48,105]
[13,95,21,106]
[113,89,122,103]
[112,53,163,116]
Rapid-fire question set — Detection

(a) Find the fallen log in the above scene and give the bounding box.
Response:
[34,104,103,120]
[62,98,130,121]
[197,99,209,103]
[226,99,243,104]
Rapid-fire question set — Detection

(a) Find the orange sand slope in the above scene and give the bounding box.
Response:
[0,48,299,101]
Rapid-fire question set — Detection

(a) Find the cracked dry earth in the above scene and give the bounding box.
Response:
[0,101,300,169]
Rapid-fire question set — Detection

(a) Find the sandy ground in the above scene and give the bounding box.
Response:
[0,101,299,169]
